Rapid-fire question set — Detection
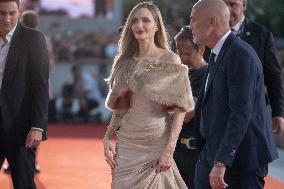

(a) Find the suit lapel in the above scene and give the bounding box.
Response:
[202,33,236,103]
[240,18,252,43]
[196,68,208,110]
[2,23,22,91]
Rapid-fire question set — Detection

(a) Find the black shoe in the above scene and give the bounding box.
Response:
[35,164,40,174]
[2,164,40,174]
[2,164,10,174]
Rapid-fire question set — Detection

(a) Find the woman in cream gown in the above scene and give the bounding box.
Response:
[103,2,195,189]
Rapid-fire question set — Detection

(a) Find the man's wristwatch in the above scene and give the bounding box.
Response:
[214,161,225,167]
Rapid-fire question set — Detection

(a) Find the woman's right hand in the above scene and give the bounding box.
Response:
[155,144,174,173]
[103,138,117,170]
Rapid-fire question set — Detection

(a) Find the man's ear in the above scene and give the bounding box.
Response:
[209,16,217,27]
[198,46,205,56]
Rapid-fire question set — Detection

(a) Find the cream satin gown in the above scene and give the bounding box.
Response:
[111,92,188,189]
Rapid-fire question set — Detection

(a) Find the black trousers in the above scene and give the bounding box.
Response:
[195,148,267,189]
[0,112,36,189]
[174,148,199,188]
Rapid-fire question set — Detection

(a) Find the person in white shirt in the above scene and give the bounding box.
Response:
[71,64,110,123]
[0,1,49,188]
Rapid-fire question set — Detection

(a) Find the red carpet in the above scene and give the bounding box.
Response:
[0,124,284,189]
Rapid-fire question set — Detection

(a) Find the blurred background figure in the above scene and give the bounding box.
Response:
[21,10,57,121]
[54,64,111,123]
[55,83,80,123]
[173,26,207,188]
[71,64,109,123]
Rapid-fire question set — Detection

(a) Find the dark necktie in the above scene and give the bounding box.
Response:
[200,52,216,137]
[205,52,216,92]
[208,52,216,69]
[231,28,237,35]
[231,28,241,37]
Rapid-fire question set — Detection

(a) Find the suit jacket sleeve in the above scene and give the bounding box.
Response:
[29,32,49,131]
[263,31,284,118]
[214,49,258,167]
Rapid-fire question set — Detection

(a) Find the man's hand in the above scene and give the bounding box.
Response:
[209,163,228,189]
[272,116,284,135]
[26,129,43,148]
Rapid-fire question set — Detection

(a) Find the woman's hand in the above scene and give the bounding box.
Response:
[103,138,117,170]
[155,144,174,173]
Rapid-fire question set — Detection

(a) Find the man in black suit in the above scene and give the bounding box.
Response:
[223,0,284,135]
[190,0,278,188]
[0,0,49,188]
[173,26,208,188]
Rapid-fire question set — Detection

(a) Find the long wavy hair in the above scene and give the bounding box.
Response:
[106,1,169,87]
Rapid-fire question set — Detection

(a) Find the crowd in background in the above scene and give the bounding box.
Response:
[45,23,119,63]
[43,1,194,124]
[39,1,192,62]
[37,0,284,124]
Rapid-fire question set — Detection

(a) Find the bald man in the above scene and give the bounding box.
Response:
[190,0,278,188]
[223,0,284,135]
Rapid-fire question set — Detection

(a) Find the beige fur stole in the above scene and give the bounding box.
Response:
[106,57,195,112]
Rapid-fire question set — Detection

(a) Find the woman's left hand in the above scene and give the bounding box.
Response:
[155,144,174,173]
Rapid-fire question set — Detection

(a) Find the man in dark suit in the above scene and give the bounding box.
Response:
[223,0,284,135]
[0,0,49,188]
[190,0,278,188]
[173,26,208,188]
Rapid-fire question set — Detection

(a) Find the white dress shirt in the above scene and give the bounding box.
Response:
[211,30,232,61]
[205,30,231,92]
[231,16,245,35]
[0,23,17,90]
